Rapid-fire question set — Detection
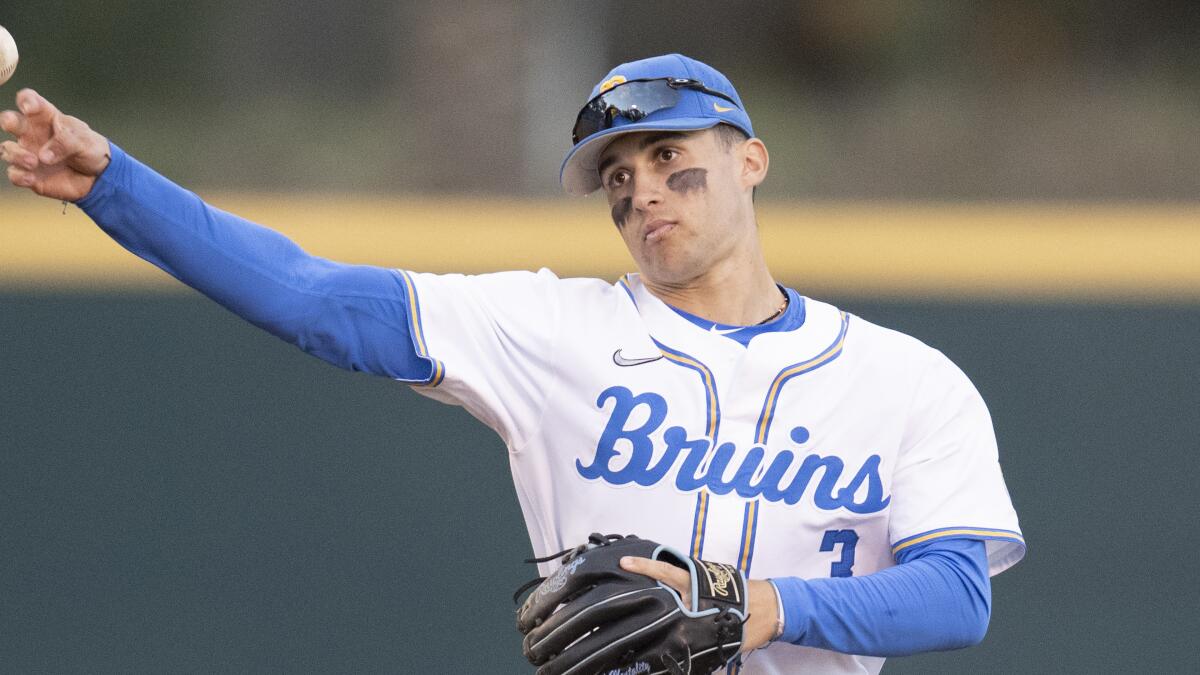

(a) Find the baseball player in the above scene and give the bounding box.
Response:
[2,54,1024,673]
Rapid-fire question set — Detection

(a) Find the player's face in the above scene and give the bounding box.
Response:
[596,128,764,286]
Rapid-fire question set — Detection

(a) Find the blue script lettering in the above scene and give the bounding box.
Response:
[577,386,891,513]
[577,386,670,485]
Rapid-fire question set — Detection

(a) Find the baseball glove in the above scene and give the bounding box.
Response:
[514,533,748,675]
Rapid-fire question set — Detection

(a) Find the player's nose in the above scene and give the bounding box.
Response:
[631,175,665,212]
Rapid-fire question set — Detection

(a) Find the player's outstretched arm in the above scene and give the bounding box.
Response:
[1,89,430,381]
[1,89,109,201]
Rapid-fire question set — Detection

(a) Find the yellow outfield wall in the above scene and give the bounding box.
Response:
[1,191,1197,301]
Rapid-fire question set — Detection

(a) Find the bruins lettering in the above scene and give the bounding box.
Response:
[576,386,891,514]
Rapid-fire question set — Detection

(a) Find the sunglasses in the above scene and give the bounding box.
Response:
[571,77,741,144]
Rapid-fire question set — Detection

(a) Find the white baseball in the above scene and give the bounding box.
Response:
[0,25,18,86]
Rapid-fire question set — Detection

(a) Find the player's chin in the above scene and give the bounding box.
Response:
[638,253,704,287]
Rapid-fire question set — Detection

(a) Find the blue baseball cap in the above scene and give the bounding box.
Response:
[560,53,755,196]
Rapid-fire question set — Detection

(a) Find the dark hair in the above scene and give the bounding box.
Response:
[713,123,751,149]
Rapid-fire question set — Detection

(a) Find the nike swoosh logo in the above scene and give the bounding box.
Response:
[713,103,734,113]
[613,349,664,367]
[709,325,742,335]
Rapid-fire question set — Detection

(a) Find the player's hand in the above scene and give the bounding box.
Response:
[620,555,782,653]
[1,88,110,201]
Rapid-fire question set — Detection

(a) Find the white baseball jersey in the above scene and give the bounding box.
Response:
[400,269,1024,675]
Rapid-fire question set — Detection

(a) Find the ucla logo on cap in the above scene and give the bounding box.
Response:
[599,75,626,93]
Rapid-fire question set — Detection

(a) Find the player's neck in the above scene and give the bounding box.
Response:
[642,245,782,327]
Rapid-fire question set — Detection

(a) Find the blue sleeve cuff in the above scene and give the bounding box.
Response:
[771,576,811,645]
[74,141,127,210]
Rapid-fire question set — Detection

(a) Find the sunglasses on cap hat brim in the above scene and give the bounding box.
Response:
[571,77,741,145]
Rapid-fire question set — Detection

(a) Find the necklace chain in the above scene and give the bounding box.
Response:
[755,289,789,326]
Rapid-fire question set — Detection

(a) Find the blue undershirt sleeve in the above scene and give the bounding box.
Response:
[769,538,991,657]
[74,142,430,381]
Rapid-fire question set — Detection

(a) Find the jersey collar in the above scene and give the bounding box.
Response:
[618,273,845,360]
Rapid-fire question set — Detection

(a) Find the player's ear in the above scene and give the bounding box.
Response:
[739,138,768,191]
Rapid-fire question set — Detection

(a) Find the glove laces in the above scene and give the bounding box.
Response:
[512,533,627,604]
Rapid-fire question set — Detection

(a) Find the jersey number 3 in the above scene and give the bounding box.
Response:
[820,529,859,577]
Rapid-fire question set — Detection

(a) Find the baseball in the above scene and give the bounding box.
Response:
[0,25,18,86]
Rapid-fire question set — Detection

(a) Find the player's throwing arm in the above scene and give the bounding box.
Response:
[2,87,430,381]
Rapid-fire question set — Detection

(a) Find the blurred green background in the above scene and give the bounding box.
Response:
[2,0,1198,198]
[2,2,1199,673]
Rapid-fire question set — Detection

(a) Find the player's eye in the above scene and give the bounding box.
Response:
[607,170,630,188]
[657,148,678,162]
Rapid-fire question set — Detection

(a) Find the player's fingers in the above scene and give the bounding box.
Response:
[1,139,38,170]
[0,109,28,137]
[7,163,36,188]
[38,114,84,164]
[36,141,59,165]
[38,133,69,164]
[621,556,691,602]
[16,88,61,121]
